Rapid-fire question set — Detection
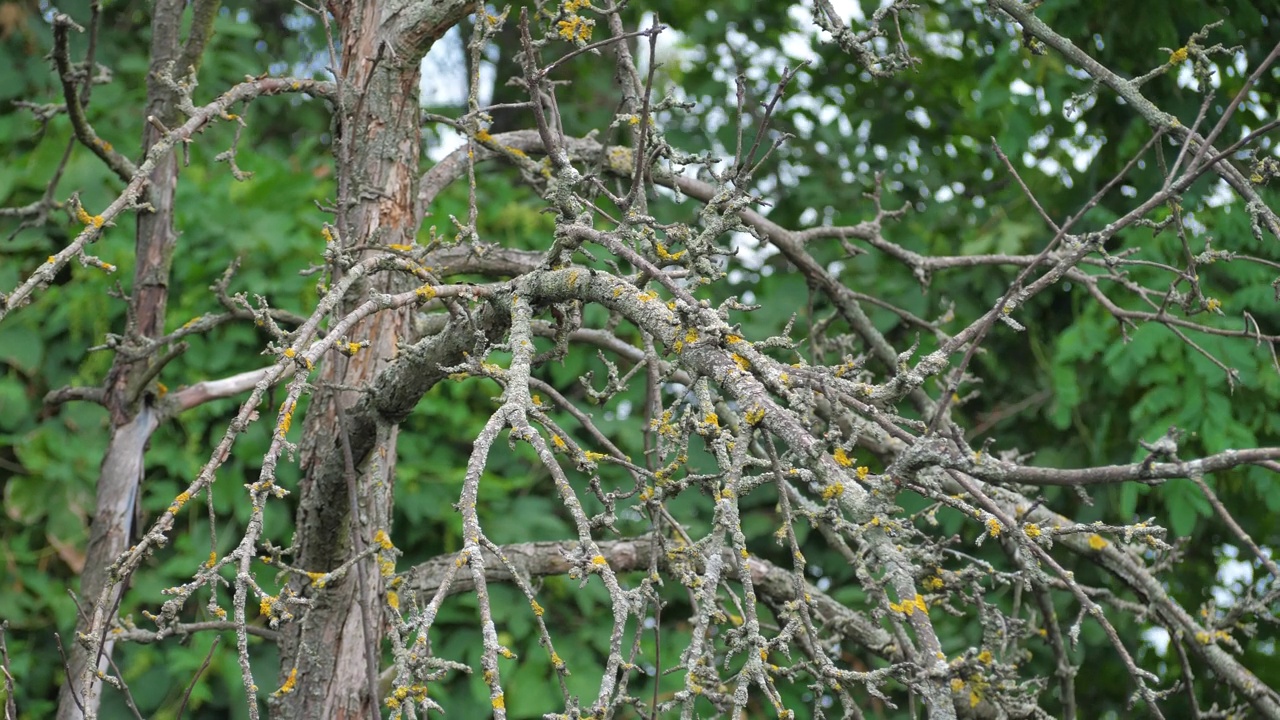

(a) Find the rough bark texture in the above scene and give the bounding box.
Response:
[57,2,188,717]
[274,1,470,716]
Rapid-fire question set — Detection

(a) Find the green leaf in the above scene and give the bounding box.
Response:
[3,474,49,524]
[1117,481,1145,521]
[1048,362,1080,429]
[1103,323,1165,383]
[505,656,557,718]
[0,377,31,431]
[0,324,43,374]
[1055,318,1108,364]
[1164,480,1210,538]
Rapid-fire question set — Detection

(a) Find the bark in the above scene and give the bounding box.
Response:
[274,1,472,716]
[56,1,212,717]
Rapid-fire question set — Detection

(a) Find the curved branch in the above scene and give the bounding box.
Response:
[398,535,899,662]
[51,14,137,182]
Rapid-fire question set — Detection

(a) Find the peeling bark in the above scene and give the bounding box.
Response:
[57,1,192,717]
[275,2,470,716]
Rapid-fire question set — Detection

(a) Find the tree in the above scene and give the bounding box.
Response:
[1,0,1279,718]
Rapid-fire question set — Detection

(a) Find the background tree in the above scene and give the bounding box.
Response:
[1,0,1279,718]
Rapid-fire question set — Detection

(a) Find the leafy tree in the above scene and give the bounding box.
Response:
[1,0,1279,718]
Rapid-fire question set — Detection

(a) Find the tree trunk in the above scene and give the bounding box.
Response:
[274,1,464,715]
[56,2,191,717]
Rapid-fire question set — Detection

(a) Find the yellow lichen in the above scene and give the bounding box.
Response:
[833,448,854,468]
[75,205,104,228]
[1169,47,1188,64]
[889,594,928,617]
[278,401,296,436]
[606,146,633,174]
[1087,534,1109,550]
[167,492,191,515]
[273,667,298,696]
[555,15,593,42]
[656,242,686,261]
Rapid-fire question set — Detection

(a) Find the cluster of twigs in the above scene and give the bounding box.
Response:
[2,1,1279,719]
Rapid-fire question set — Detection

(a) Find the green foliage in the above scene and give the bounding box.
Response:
[1,0,1278,717]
